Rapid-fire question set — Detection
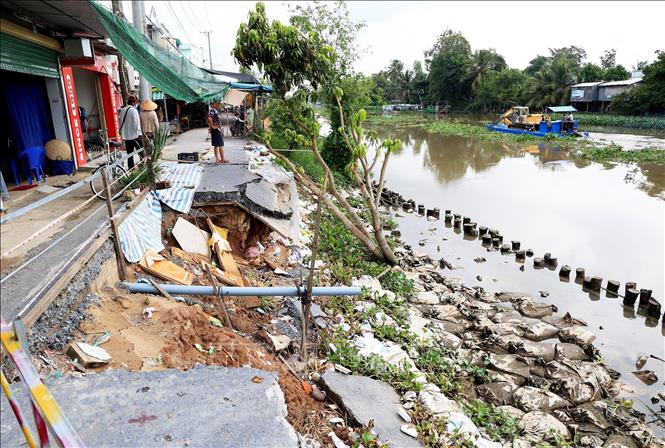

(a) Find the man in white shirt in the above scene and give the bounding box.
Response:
[118,95,142,170]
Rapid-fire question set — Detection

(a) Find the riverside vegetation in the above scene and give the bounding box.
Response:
[366,112,665,164]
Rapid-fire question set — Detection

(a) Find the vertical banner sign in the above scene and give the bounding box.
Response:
[61,67,87,167]
[100,73,119,139]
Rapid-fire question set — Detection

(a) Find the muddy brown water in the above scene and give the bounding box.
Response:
[376,125,665,431]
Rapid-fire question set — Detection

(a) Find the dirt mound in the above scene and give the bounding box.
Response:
[75,291,319,433]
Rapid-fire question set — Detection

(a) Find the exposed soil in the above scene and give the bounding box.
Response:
[73,285,326,435]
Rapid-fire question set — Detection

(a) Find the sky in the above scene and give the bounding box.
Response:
[135,1,664,75]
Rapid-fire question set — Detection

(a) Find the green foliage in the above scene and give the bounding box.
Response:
[527,57,577,108]
[288,0,365,77]
[579,63,604,83]
[463,400,520,441]
[470,68,528,112]
[574,112,665,129]
[379,270,414,298]
[575,144,665,163]
[233,2,333,96]
[611,51,665,115]
[426,29,473,106]
[604,64,630,81]
[463,49,507,93]
[322,74,375,172]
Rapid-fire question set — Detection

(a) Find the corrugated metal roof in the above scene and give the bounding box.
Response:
[547,106,577,113]
[571,81,604,87]
[599,78,643,87]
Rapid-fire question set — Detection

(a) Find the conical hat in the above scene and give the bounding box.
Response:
[141,100,158,111]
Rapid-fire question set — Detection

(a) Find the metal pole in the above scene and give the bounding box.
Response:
[202,31,213,69]
[125,283,361,297]
[132,0,150,102]
[101,170,127,281]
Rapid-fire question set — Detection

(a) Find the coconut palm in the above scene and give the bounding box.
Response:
[463,49,507,92]
[527,58,577,108]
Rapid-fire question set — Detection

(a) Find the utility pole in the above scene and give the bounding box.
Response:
[201,31,212,69]
[132,0,151,102]
[111,0,129,103]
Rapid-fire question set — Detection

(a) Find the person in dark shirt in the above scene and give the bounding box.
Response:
[208,103,228,163]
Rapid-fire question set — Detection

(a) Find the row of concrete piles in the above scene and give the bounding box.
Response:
[374,183,663,326]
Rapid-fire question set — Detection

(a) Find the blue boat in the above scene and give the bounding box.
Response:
[487,106,586,138]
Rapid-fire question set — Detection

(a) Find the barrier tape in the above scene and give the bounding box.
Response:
[1,317,84,447]
[1,370,37,448]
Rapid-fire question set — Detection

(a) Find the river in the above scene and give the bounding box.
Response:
[375,123,665,429]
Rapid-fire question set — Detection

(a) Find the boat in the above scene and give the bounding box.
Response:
[487,106,586,137]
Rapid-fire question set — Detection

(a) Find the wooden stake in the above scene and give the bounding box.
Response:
[101,169,127,281]
[206,264,233,329]
[301,197,322,362]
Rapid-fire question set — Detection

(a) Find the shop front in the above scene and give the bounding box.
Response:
[60,46,122,167]
[0,25,73,190]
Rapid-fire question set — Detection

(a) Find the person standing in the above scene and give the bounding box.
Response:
[140,100,160,138]
[118,95,142,170]
[208,102,228,163]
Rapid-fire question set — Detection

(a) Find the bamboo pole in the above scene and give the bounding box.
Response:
[101,169,127,281]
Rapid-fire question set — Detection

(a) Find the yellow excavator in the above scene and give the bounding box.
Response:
[499,106,550,131]
[488,105,583,137]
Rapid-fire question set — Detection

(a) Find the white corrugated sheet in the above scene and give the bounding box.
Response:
[118,192,164,263]
[154,161,204,213]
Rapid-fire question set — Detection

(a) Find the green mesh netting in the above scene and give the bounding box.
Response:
[90,1,228,103]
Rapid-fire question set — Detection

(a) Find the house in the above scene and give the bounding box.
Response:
[570,81,604,111]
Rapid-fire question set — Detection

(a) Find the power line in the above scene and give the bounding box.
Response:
[166,0,193,44]
[203,1,212,30]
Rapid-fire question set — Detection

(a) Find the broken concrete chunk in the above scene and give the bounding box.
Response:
[519,411,570,442]
[267,333,291,352]
[524,322,560,341]
[513,386,570,413]
[411,291,439,305]
[400,424,418,438]
[172,217,211,257]
[559,326,596,347]
[321,372,422,447]
[66,342,111,368]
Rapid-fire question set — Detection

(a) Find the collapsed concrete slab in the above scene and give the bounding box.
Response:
[0,366,298,447]
[321,371,422,448]
[192,143,301,242]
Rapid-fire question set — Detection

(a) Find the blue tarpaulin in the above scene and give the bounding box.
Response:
[230,82,273,93]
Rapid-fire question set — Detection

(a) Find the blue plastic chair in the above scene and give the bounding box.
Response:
[19,146,46,184]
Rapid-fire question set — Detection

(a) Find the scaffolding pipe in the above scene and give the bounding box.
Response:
[125,283,361,297]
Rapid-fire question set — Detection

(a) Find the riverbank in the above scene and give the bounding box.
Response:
[367,113,665,164]
[308,186,664,446]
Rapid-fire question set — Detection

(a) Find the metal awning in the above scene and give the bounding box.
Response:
[230,82,273,93]
[547,106,577,113]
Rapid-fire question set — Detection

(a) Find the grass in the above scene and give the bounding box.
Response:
[575,112,665,130]
[574,144,665,163]
[463,400,520,442]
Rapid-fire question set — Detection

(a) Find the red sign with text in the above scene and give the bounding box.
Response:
[61,67,87,167]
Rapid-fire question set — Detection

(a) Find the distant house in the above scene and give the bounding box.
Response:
[569,75,643,112]
[597,78,643,103]
[570,81,604,111]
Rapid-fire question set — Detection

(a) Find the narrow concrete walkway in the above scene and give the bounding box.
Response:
[0,366,298,447]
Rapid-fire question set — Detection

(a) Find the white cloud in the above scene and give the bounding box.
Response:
[145,1,664,75]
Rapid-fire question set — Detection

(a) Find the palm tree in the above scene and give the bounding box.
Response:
[463,49,507,92]
[386,60,405,101]
[400,69,413,102]
[527,58,577,108]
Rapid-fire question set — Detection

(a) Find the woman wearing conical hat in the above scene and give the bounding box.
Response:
[140,100,160,139]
